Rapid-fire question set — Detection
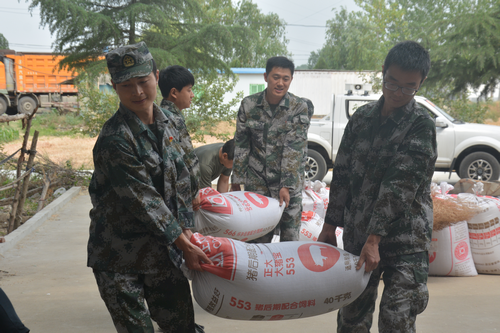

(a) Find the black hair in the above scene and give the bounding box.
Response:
[158,65,195,98]
[265,56,295,76]
[383,41,431,82]
[222,139,235,161]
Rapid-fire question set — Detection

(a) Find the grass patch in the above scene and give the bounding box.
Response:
[0,123,20,144]
[30,109,86,137]
[0,109,87,143]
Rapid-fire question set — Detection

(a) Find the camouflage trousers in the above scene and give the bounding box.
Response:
[246,185,302,243]
[337,252,429,333]
[93,267,203,333]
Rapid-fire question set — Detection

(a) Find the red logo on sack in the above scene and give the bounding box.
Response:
[297,243,340,272]
[454,241,469,261]
[191,233,238,280]
[429,252,437,263]
[244,192,269,208]
[200,191,233,215]
[301,211,315,222]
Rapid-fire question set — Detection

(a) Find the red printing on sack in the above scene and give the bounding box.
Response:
[191,233,238,280]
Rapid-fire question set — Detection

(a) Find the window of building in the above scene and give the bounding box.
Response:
[249,84,265,95]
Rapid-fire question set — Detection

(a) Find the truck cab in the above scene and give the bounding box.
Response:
[306,91,500,182]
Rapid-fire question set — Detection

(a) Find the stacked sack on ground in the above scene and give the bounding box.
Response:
[189,187,362,320]
[430,182,500,276]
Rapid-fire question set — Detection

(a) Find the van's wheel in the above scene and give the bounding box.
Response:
[17,96,38,115]
[305,149,328,182]
[0,98,7,115]
[458,152,500,181]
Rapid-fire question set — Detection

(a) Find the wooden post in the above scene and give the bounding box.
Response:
[37,168,51,212]
[13,130,39,231]
[7,117,33,233]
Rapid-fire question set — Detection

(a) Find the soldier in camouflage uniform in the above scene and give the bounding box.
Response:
[231,56,312,243]
[87,42,211,333]
[159,65,201,210]
[318,41,437,333]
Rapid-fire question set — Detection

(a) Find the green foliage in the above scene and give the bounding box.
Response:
[0,124,19,143]
[425,0,500,96]
[437,95,489,124]
[77,73,119,136]
[27,0,289,74]
[77,71,242,140]
[185,72,243,142]
[0,33,8,49]
[30,109,85,136]
[419,83,490,123]
[310,3,406,70]
[199,0,290,67]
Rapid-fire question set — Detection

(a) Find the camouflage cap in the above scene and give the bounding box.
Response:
[106,41,154,84]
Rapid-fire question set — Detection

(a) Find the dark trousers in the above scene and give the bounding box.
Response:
[0,288,30,333]
[337,252,430,333]
[94,268,201,333]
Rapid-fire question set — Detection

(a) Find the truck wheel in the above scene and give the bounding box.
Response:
[0,98,7,115]
[305,149,328,182]
[17,96,38,115]
[458,152,500,181]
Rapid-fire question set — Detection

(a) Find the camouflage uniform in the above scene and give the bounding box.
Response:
[232,90,311,242]
[88,42,201,333]
[324,96,437,332]
[160,99,200,200]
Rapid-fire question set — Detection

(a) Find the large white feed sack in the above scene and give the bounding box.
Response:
[190,233,370,320]
[299,211,344,249]
[467,196,500,275]
[428,220,477,277]
[194,188,284,242]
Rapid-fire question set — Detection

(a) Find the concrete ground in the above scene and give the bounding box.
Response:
[0,183,499,333]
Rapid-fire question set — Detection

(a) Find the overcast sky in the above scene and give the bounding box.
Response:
[0,0,360,66]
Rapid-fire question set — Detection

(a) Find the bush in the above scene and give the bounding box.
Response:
[77,73,120,136]
[78,71,243,140]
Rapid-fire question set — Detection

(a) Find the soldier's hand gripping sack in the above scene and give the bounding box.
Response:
[189,233,371,321]
[194,188,284,242]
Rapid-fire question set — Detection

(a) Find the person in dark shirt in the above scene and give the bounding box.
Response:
[194,139,234,192]
[318,41,436,333]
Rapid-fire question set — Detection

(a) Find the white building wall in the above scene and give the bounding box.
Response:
[224,69,376,116]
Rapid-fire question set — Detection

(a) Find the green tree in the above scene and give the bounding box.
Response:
[0,33,8,49]
[425,0,500,97]
[310,8,382,70]
[186,72,243,142]
[26,0,289,72]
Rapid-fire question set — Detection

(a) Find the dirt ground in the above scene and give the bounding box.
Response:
[2,134,226,170]
[4,118,498,170]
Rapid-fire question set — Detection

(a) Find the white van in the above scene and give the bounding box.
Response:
[306,93,500,182]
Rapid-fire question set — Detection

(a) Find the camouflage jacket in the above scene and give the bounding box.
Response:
[160,99,200,200]
[324,96,437,257]
[88,103,194,274]
[232,90,310,194]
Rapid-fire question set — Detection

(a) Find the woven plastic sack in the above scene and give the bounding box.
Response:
[189,233,371,321]
[467,195,500,275]
[194,188,284,242]
[429,220,477,277]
